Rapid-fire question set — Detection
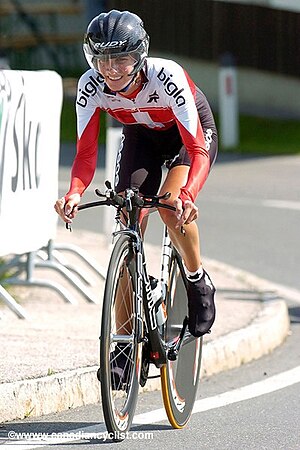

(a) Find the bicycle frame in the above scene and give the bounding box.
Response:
[111,223,168,368]
[77,182,190,367]
[112,218,193,368]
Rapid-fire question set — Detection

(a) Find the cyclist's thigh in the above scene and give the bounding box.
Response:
[159,165,189,203]
[114,125,163,195]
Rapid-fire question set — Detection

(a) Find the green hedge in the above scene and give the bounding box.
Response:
[228,116,300,155]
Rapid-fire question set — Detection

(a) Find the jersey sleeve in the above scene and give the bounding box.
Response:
[169,66,210,203]
[65,77,101,200]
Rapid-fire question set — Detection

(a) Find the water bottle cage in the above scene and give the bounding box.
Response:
[149,276,167,327]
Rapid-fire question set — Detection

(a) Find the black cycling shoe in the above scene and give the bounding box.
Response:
[110,344,131,391]
[187,270,216,337]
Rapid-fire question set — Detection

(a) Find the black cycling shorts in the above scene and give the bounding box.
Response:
[114,89,218,196]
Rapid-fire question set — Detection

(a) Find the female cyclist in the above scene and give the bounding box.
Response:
[55,9,217,340]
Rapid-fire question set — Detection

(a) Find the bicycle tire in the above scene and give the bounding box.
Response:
[100,234,143,439]
[160,250,203,428]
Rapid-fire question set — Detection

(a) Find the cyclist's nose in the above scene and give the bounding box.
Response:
[106,59,120,72]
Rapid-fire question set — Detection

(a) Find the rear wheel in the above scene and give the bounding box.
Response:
[100,235,142,440]
[160,250,203,428]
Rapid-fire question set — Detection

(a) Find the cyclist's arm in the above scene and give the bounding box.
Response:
[55,96,100,222]
[175,118,209,204]
[57,106,99,222]
[171,69,210,204]
[65,106,100,201]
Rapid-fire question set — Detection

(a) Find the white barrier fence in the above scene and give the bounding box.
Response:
[0,70,105,318]
[0,70,61,256]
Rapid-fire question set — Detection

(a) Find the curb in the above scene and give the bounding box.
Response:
[0,270,291,423]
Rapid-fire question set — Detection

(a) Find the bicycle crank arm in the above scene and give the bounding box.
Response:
[167,316,189,361]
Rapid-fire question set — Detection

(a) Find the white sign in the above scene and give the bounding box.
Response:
[0,70,63,256]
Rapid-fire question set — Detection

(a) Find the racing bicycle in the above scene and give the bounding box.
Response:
[76,181,203,440]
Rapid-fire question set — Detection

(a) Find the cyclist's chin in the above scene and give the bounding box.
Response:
[105,77,129,92]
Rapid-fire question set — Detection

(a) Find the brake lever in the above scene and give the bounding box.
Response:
[161,192,171,200]
[154,191,171,201]
[95,181,114,200]
[95,188,106,198]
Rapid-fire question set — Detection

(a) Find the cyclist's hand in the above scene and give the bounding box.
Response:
[174,198,198,229]
[54,193,80,224]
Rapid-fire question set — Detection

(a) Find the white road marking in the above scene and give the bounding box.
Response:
[133,365,300,424]
[262,200,300,211]
[2,366,300,448]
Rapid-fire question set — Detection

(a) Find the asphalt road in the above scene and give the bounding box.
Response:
[7,321,299,450]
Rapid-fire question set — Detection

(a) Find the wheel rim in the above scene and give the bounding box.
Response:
[100,238,142,434]
[161,254,202,428]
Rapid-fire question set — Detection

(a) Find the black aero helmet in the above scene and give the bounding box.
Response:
[83,10,149,75]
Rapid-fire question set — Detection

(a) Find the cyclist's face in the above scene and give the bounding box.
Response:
[96,54,137,91]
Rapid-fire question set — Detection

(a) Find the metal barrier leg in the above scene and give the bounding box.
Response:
[0,284,30,319]
[52,242,107,280]
[37,249,95,286]
[1,237,105,311]
[30,242,99,303]
[33,258,99,304]
[6,277,78,305]
[6,251,78,305]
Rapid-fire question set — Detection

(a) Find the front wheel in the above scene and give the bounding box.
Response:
[160,250,203,428]
[100,235,143,439]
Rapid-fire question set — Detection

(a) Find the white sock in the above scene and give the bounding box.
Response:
[185,265,204,282]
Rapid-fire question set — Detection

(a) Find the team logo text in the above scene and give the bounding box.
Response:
[157,68,186,107]
[76,74,103,107]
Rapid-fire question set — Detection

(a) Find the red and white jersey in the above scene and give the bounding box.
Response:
[68,57,215,203]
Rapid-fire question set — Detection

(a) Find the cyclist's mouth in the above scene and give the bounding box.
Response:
[107,76,122,81]
[105,75,130,92]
